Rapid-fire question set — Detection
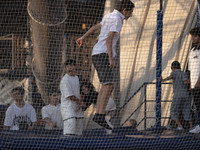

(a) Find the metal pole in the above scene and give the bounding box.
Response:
[156,4,163,129]
[197,0,200,27]
[144,83,147,130]
[160,0,163,11]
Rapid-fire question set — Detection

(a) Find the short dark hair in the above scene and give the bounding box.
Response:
[80,81,95,93]
[171,61,181,69]
[190,27,200,37]
[116,0,135,12]
[64,59,76,66]
[12,87,25,95]
[49,89,61,96]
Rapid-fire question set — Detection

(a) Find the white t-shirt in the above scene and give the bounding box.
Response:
[42,104,63,130]
[92,9,125,58]
[188,47,200,88]
[4,103,37,130]
[60,74,83,120]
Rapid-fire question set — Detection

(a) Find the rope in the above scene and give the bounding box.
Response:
[31,58,62,84]
[27,2,67,26]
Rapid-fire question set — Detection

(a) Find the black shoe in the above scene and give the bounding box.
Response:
[93,114,112,130]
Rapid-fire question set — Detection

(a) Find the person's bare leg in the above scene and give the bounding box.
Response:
[189,120,193,129]
[95,86,104,113]
[175,119,183,130]
[175,119,181,126]
[96,83,114,114]
[93,83,114,130]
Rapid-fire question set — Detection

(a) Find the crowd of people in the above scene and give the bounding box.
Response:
[0,59,130,136]
[1,0,200,136]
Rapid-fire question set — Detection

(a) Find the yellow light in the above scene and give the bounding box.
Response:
[82,24,86,30]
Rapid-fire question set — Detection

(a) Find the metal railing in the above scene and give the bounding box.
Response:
[120,82,172,130]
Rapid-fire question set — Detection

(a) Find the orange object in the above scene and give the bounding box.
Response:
[82,24,86,30]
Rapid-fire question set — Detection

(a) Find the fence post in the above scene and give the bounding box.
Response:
[144,83,147,130]
[156,10,163,129]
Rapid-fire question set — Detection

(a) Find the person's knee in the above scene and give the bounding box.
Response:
[110,84,114,90]
[105,83,114,91]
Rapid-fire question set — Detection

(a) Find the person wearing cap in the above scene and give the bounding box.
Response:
[188,27,200,133]
[76,0,135,130]
[60,59,86,136]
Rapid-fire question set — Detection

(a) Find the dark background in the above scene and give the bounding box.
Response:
[0,0,106,36]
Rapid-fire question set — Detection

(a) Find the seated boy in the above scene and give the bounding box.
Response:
[42,90,63,130]
[4,87,37,130]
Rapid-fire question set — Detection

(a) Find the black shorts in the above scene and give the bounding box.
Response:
[92,53,115,84]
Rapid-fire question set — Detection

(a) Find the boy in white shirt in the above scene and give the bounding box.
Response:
[42,90,63,130]
[188,27,200,133]
[76,0,135,130]
[4,87,37,130]
[60,59,86,136]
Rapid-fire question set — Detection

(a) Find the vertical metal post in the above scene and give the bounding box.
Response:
[12,34,15,70]
[197,0,200,27]
[144,83,147,130]
[156,10,163,129]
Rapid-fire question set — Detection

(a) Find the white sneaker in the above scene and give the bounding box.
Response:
[189,125,200,133]
[105,117,113,135]
[177,125,183,130]
[105,129,112,135]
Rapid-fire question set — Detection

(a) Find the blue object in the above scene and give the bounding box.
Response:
[156,10,163,129]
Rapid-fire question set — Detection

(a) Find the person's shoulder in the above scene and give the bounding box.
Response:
[67,75,79,83]
[110,10,119,16]
[60,74,71,84]
[56,103,61,109]
[180,70,186,74]
[61,74,68,80]
[176,69,185,75]
[6,103,15,111]
[181,71,188,78]
[104,10,118,20]
[8,103,15,107]
[25,103,35,110]
[103,11,114,17]
[71,75,79,82]
[42,104,50,109]
[42,104,53,113]
[112,10,123,19]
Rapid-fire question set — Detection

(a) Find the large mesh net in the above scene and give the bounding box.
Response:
[0,0,199,149]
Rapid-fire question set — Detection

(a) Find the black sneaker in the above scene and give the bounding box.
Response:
[93,114,112,130]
